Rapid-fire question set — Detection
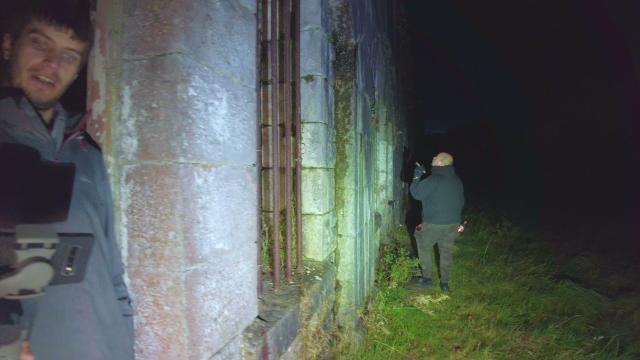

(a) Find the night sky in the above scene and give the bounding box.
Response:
[404,1,640,254]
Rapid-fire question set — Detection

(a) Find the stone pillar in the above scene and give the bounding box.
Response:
[331,0,359,331]
[331,0,408,332]
[89,1,258,358]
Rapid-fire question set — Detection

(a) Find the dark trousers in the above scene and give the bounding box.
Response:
[414,223,459,283]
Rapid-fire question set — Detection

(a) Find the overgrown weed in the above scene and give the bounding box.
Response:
[376,225,420,289]
[338,210,640,359]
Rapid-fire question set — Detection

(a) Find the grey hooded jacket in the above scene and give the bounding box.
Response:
[0,90,134,360]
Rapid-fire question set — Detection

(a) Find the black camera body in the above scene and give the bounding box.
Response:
[0,143,94,358]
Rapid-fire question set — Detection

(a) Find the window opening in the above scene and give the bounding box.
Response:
[257,0,302,291]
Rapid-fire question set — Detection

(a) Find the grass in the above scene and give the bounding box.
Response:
[338,210,640,359]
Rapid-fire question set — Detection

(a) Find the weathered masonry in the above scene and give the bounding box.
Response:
[87,0,408,358]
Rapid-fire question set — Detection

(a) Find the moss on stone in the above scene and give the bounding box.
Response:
[332,1,356,223]
[333,78,353,218]
[330,1,361,337]
[301,74,315,83]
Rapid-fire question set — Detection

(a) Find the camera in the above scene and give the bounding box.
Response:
[0,143,94,359]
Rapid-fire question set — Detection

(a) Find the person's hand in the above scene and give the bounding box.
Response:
[21,341,35,360]
[457,220,468,233]
[413,162,426,179]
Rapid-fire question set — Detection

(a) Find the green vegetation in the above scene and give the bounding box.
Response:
[261,194,299,275]
[339,210,640,359]
[301,74,316,83]
[376,225,420,289]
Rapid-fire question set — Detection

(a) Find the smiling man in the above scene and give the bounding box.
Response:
[3,19,85,123]
[0,2,134,359]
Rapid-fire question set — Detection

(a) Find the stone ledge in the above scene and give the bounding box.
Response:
[242,261,336,360]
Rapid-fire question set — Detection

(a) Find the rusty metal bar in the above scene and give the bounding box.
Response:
[256,0,269,296]
[258,0,300,289]
[282,0,293,283]
[292,0,303,272]
[270,0,281,289]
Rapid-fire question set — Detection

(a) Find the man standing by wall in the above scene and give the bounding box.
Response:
[410,152,465,292]
[0,2,134,358]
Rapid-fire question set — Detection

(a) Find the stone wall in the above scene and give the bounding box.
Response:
[301,0,408,333]
[332,0,407,330]
[88,0,406,358]
[89,0,259,359]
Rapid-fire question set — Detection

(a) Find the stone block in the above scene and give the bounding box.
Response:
[123,164,187,269]
[122,0,256,87]
[185,0,257,87]
[300,76,329,124]
[300,0,323,30]
[301,122,333,168]
[128,267,189,360]
[128,186,259,357]
[119,54,256,164]
[300,28,328,76]
[129,257,257,360]
[180,166,258,265]
[301,168,334,215]
[123,164,258,268]
[122,0,188,58]
[185,261,257,357]
[302,212,336,261]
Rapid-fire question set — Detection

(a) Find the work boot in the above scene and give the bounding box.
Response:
[416,277,433,289]
[440,282,449,292]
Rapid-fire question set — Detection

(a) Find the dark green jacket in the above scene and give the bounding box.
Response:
[410,165,464,224]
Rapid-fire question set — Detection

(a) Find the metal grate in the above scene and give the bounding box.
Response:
[257,0,302,291]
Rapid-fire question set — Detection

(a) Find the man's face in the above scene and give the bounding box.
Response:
[2,20,87,111]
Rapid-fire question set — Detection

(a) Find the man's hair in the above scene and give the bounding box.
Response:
[6,0,94,48]
[435,152,454,166]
